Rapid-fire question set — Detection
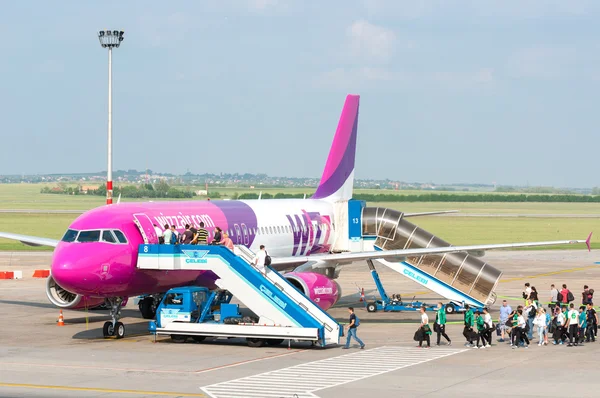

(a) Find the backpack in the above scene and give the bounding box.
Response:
[557,292,563,302]
[264,251,272,266]
[354,315,360,327]
[567,291,574,302]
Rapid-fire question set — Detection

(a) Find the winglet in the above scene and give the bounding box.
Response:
[586,232,593,252]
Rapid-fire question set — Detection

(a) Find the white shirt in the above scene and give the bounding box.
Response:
[154,226,163,238]
[557,312,566,326]
[421,313,429,325]
[517,315,526,328]
[567,309,579,326]
[484,313,493,328]
[254,250,267,273]
[525,287,532,295]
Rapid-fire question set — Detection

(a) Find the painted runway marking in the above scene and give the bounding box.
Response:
[201,346,466,398]
[0,382,205,396]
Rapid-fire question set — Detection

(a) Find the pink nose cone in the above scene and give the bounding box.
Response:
[51,242,133,296]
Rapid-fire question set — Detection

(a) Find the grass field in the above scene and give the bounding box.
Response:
[0,184,597,251]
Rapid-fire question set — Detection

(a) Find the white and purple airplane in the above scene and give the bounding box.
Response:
[0,94,591,337]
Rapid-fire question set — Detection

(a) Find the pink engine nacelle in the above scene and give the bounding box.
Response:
[284,272,341,311]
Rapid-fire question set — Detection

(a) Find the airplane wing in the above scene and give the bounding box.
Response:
[271,233,592,267]
[403,210,458,217]
[0,232,59,247]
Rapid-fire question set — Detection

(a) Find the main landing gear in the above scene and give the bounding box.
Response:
[102,297,126,339]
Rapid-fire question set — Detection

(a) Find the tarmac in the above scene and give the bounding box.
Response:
[0,249,598,398]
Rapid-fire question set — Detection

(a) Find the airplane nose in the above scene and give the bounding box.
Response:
[51,244,102,294]
[51,257,100,295]
[51,242,134,296]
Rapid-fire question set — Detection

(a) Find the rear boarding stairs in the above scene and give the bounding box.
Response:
[137,244,342,347]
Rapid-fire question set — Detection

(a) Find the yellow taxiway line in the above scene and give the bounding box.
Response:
[0,382,205,397]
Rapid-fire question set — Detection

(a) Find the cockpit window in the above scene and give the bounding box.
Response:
[76,230,101,243]
[113,230,128,244]
[61,229,79,242]
[102,230,117,243]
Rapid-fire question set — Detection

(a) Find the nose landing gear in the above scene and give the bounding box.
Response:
[102,297,126,339]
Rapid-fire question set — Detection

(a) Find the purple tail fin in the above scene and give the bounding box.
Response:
[312,94,360,201]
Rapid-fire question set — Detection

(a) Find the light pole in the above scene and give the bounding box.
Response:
[98,30,124,205]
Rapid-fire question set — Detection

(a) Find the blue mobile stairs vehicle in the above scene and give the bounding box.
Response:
[137,244,342,348]
[348,201,499,315]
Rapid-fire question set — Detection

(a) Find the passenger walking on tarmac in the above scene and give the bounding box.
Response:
[512,309,529,349]
[509,306,523,347]
[163,224,173,245]
[253,245,267,275]
[529,286,539,305]
[434,302,451,346]
[549,284,559,312]
[578,306,587,345]
[195,222,209,245]
[560,284,572,309]
[525,301,537,340]
[552,307,567,345]
[566,303,580,347]
[482,308,493,347]
[585,303,598,342]
[474,311,485,348]
[154,224,164,244]
[463,304,475,347]
[343,307,365,350]
[523,283,532,305]
[582,285,594,305]
[533,308,548,346]
[418,306,431,349]
[498,300,512,342]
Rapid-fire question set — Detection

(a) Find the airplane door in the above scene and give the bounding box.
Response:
[241,223,249,245]
[133,213,158,244]
[234,224,242,245]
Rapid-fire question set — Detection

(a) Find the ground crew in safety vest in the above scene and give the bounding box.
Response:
[434,302,451,346]
[463,304,475,347]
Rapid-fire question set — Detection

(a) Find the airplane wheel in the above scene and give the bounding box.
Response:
[139,298,156,319]
[103,321,114,337]
[114,322,125,339]
[265,339,283,346]
[445,305,455,315]
[171,334,188,344]
[192,336,206,343]
[247,338,264,348]
[367,303,377,313]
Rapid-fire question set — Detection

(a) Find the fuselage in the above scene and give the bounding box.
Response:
[51,199,336,298]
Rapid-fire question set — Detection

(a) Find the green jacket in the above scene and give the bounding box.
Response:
[464,309,474,327]
[436,308,446,325]
[476,316,486,332]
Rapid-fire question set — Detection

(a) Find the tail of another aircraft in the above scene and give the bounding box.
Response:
[312,94,359,202]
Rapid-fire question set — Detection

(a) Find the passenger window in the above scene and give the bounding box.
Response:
[61,229,79,243]
[102,230,116,243]
[76,230,100,243]
[113,230,128,244]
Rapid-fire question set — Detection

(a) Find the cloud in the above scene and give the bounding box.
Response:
[346,20,398,62]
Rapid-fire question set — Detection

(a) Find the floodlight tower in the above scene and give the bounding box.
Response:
[98,30,124,205]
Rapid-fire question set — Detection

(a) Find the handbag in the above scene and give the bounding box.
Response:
[433,323,440,333]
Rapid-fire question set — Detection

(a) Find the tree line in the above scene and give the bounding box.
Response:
[41,182,195,199]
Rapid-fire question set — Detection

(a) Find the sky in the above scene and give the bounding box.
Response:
[1,0,599,188]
